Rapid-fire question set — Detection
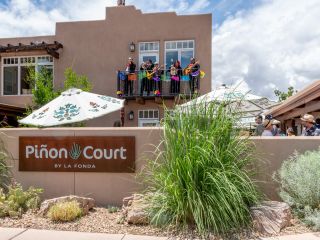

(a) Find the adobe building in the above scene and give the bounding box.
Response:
[0,4,212,127]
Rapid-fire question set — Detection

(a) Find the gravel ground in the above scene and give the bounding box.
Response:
[0,208,312,239]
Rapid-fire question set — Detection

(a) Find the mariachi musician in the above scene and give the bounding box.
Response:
[185,57,200,94]
[124,57,136,95]
[152,62,164,95]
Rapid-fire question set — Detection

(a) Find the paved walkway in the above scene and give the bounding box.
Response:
[0,228,166,240]
[1,228,320,240]
[261,232,320,240]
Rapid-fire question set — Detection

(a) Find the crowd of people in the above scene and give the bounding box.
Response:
[120,57,201,96]
[254,113,320,136]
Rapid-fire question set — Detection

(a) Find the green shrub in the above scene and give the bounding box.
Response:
[107,205,119,213]
[145,100,259,235]
[0,184,43,218]
[0,135,11,191]
[274,150,320,209]
[274,149,320,229]
[47,200,83,222]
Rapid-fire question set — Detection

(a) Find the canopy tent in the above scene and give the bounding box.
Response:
[19,88,124,127]
[177,85,278,128]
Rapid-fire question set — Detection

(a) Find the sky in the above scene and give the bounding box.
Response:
[0,0,319,99]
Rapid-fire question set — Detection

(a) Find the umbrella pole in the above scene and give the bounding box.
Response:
[121,108,125,127]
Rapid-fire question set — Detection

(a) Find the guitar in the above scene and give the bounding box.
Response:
[184,61,200,75]
[146,65,164,80]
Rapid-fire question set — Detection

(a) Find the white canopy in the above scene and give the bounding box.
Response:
[178,85,278,127]
[19,88,124,127]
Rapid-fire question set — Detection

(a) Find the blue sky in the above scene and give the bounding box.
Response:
[0,0,263,28]
[1,0,320,98]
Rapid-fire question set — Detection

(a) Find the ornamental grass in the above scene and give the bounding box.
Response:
[47,200,82,222]
[145,98,260,235]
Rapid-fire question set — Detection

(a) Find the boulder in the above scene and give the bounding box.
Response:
[122,194,150,225]
[39,195,95,216]
[122,195,134,207]
[250,201,292,235]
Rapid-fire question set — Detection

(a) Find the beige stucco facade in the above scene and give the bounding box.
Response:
[0,6,212,127]
[1,128,320,205]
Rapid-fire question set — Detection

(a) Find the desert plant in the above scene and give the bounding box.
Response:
[145,99,259,235]
[274,149,320,229]
[107,205,120,213]
[0,184,43,218]
[47,200,83,222]
[0,134,11,191]
[274,149,320,209]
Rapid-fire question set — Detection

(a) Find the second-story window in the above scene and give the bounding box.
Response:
[139,42,159,67]
[2,55,53,96]
[165,40,194,69]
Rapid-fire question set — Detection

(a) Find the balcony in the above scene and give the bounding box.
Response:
[116,69,201,101]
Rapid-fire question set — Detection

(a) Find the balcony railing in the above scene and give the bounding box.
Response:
[116,69,202,99]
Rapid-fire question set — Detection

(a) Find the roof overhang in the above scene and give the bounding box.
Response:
[265,80,320,118]
[0,103,26,116]
[0,41,63,59]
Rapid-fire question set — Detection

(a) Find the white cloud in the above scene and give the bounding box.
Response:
[0,0,210,37]
[212,0,320,99]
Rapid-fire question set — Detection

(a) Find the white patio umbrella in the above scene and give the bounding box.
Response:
[19,88,125,127]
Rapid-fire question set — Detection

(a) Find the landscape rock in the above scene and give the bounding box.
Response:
[250,201,292,235]
[39,195,95,216]
[122,195,134,207]
[122,194,150,225]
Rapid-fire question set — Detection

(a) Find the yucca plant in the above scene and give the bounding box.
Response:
[144,98,260,236]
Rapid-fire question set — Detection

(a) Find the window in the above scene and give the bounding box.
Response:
[138,109,160,127]
[2,55,53,95]
[139,42,159,52]
[139,42,160,66]
[165,40,194,68]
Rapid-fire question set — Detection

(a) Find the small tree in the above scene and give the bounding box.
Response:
[63,67,92,92]
[27,67,58,109]
[274,86,297,102]
[26,67,92,109]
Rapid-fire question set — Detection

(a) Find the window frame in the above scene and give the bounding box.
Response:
[138,109,160,120]
[1,55,54,96]
[164,40,195,69]
[138,109,160,127]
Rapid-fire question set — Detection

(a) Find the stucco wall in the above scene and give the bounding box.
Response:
[1,128,161,205]
[0,6,212,127]
[1,129,313,206]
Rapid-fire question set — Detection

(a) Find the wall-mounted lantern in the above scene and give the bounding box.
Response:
[128,110,134,120]
[129,42,135,52]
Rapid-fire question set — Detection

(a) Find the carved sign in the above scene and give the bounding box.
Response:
[19,136,135,172]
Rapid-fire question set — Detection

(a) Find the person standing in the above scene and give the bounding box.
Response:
[286,127,295,136]
[187,58,200,94]
[254,115,264,136]
[174,60,182,94]
[301,114,316,136]
[314,118,320,136]
[262,115,278,136]
[139,62,147,96]
[125,57,136,95]
[152,62,163,95]
[146,59,154,95]
[271,120,281,136]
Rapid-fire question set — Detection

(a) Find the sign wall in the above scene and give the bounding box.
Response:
[19,136,135,172]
